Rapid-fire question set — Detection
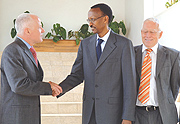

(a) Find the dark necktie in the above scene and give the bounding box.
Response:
[96,38,104,62]
[30,47,38,66]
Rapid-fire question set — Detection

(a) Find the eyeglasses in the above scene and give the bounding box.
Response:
[87,15,105,23]
[141,30,160,35]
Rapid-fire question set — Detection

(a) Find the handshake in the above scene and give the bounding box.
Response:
[48,81,63,97]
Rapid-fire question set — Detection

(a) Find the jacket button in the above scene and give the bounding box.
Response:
[95,85,98,87]
[96,72,99,74]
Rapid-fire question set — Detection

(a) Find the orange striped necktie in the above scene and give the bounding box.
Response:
[138,48,152,104]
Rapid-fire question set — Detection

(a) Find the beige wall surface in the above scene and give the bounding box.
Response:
[0,0,125,52]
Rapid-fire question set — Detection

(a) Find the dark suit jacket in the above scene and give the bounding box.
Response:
[58,31,137,124]
[0,38,52,124]
[135,44,180,124]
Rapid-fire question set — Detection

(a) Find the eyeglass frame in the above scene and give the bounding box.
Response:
[141,29,161,35]
[87,15,105,23]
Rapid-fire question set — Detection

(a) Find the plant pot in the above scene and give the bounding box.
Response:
[33,39,80,52]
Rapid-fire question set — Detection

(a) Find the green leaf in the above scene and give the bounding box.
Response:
[41,22,44,28]
[112,28,120,34]
[56,23,61,30]
[109,21,119,29]
[121,27,126,35]
[53,36,60,42]
[53,24,59,35]
[68,30,73,39]
[60,27,66,40]
[11,28,17,38]
[165,2,171,8]
[119,21,126,35]
[13,19,16,26]
[24,11,30,13]
[75,38,80,45]
[109,21,119,34]
[45,32,52,38]
[80,24,89,34]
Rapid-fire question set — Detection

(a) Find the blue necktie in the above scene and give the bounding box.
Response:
[96,38,104,62]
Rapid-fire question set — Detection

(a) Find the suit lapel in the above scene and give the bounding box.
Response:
[15,38,39,69]
[135,45,143,85]
[156,44,166,77]
[96,31,116,70]
[24,49,39,68]
[88,35,98,66]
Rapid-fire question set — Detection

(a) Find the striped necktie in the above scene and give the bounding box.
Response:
[30,47,38,66]
[138,48,152,104]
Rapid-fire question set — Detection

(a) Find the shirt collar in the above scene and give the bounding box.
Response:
[142,43,158,54]
[17,36,32,49]
[96,28,111,42]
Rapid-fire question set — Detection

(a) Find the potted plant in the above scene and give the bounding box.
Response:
[109,16,126,35]
[68,24,93,45]
[45,23,66,42]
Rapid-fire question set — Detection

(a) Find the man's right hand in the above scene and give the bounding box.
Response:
[49,81,63,97]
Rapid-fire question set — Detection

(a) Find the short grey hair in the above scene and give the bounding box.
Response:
[15,13,35,35]
[143,17,161,31]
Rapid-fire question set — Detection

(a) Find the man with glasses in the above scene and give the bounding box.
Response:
[57,3,137,124]
[134,18,180,124]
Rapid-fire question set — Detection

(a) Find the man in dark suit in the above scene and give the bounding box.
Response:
[134,18,180,124]
[0,13,62,124]
[57,3,137,124]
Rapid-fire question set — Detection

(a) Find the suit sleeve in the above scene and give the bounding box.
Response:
[57,40,84,97]
[1,46,52,96]
[121,40,137,121]
[170,51,180,100]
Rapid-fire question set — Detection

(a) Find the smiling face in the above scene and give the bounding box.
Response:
[88,8,109,37]
[141,20,163,48]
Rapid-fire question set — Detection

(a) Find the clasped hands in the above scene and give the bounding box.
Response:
[49,81,62,97]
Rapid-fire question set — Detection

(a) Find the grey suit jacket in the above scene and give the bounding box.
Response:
[135,44,180,124]
[0,38,52,124]
[58,31,137,124]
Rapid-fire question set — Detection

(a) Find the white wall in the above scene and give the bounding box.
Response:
[125,0,144,46]
[156,2,180,51]
[0,0,125,51]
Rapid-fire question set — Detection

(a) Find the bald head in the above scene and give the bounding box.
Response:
[15,13,38,35]
[142,17,161,31]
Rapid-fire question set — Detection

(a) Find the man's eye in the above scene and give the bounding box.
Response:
[91,19,95,21]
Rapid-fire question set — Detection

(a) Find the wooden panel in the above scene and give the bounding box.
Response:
[33,39,80,52]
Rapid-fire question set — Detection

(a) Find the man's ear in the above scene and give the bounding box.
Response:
[159,31,163,39]
[24,28,31,35]
[104,15,109,24]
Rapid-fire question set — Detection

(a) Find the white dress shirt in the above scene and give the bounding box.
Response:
[96,29,111,52]
[136,43,159,107]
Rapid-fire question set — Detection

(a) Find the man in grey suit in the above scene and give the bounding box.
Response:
[134,18,180,124]
[57,3,137,124]
[0,13,62,124]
